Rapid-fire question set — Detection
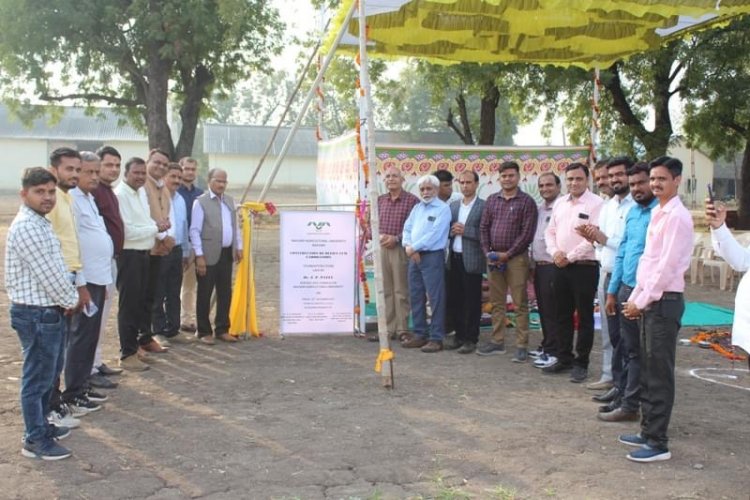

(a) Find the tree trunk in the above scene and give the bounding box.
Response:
[175,65,213,160]
[145,57,176,159]
[738,139,750,229]
[455,93,474,145]
[478,82,499,145]
[603,44,678,158]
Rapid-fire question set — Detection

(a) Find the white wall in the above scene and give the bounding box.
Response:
[0,138,49,189]
[668,143,714,209]
[207,153,316,188]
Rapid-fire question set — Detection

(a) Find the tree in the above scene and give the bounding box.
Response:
[682,17,750,227]
[0,0,282,159]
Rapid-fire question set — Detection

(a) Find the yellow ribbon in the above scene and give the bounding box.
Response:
[374,348,394,373]
[228,202,271,338]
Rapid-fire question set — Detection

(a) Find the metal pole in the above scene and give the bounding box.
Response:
[257,2,358,202]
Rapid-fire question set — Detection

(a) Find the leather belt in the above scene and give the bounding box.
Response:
[536,260,554,266]
[660,292,683,300]
[573,259,598,266]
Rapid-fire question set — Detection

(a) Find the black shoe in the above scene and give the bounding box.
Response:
[85,390,108,403]
[443,336,460,350]
[599,401,620,413]
[592,387,619,403]
[542,361,572,374]
[97,363,123,376]
[88,373,118,389]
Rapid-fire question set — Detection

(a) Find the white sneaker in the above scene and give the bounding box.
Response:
[534,354,558,368]
[47,405,81,429]
[528,349,544,359]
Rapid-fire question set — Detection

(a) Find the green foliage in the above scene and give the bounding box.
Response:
[0,0,282,156]
[682,17,750,159]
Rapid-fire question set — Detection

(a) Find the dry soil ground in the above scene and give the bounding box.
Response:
[0,187,747,500]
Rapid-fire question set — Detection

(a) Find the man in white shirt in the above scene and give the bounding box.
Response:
[445,171,485,354]
[578,157,634,395]
[114,158,159,371]
[189,169,242,344]
[63,152,114,414]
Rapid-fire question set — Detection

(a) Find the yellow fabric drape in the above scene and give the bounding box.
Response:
[228,202,271,338]
[374,348,394,373]
[324,0,750,68]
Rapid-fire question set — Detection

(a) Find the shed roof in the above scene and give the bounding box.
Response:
[203,123,464,157]
[0,105,145,142]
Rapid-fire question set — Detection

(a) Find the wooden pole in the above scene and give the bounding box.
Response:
[257,2,357,202]
[239,19,330,205]
[357,0,393,388]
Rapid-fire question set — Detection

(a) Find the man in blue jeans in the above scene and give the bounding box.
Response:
[6,167,80,460]
[401,174,451,353]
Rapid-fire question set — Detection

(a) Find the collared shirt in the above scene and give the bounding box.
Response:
[402,197,450,252]
[92,181,124,255]
[628,195,694,310]
[545,189,604,262]
[596,193,635,272]
[452,195,477,253]
[144,175,172,242]
[479,189,538,258]
[47,186,85,286]
[70,188,114,286]
[189,189,242,256]
[171,191,190,254]
[608,197,658,294]
[115,182,159,251]
[378,190,419,237]
[5,205,79,308]
[178,183,204,227]
[531,196,560,262]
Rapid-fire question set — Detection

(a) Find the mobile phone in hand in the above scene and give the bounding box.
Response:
[707,184,715,203]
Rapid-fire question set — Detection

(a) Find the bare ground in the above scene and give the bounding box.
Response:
[0,188,748,500]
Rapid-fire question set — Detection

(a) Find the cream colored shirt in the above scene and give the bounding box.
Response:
[115,182,159,251]
[48,186,85,286]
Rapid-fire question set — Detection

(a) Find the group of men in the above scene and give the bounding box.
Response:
[6,147,241,460]
[375,157,693,463]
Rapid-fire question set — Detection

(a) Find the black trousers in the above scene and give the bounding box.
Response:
[117,249,152,358]
[152,246,183,337]
[62,283,106,401]
[615,284,641,412]
[446,253,482,344]
[196,247,233,337]
[533,263,558,356]
[640,293,684,451]
[551,263,599,368]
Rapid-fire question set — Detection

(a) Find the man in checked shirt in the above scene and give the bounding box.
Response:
[367,166,419,342]
[478,161,538,362]
[6,168,79,461]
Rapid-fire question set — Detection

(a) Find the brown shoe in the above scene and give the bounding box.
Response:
[597,408,639,422]
[141,339,168,353]
[169,332,198,344]
[401,337,428,348]
[199,335,216,345]
[587,379,614,391]
[421,341,443,353]
[137,348,156,363]
[180,323,197,333]
[217,333,238,343]
[120,354,149,372]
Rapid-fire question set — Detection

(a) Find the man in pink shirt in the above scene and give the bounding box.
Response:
[543,162,604,383]
[619,156,693,463]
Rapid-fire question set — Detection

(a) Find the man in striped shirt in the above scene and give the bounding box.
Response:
[6,167,79,460]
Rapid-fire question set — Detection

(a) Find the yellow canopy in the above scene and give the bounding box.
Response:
[325,0,750,67]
